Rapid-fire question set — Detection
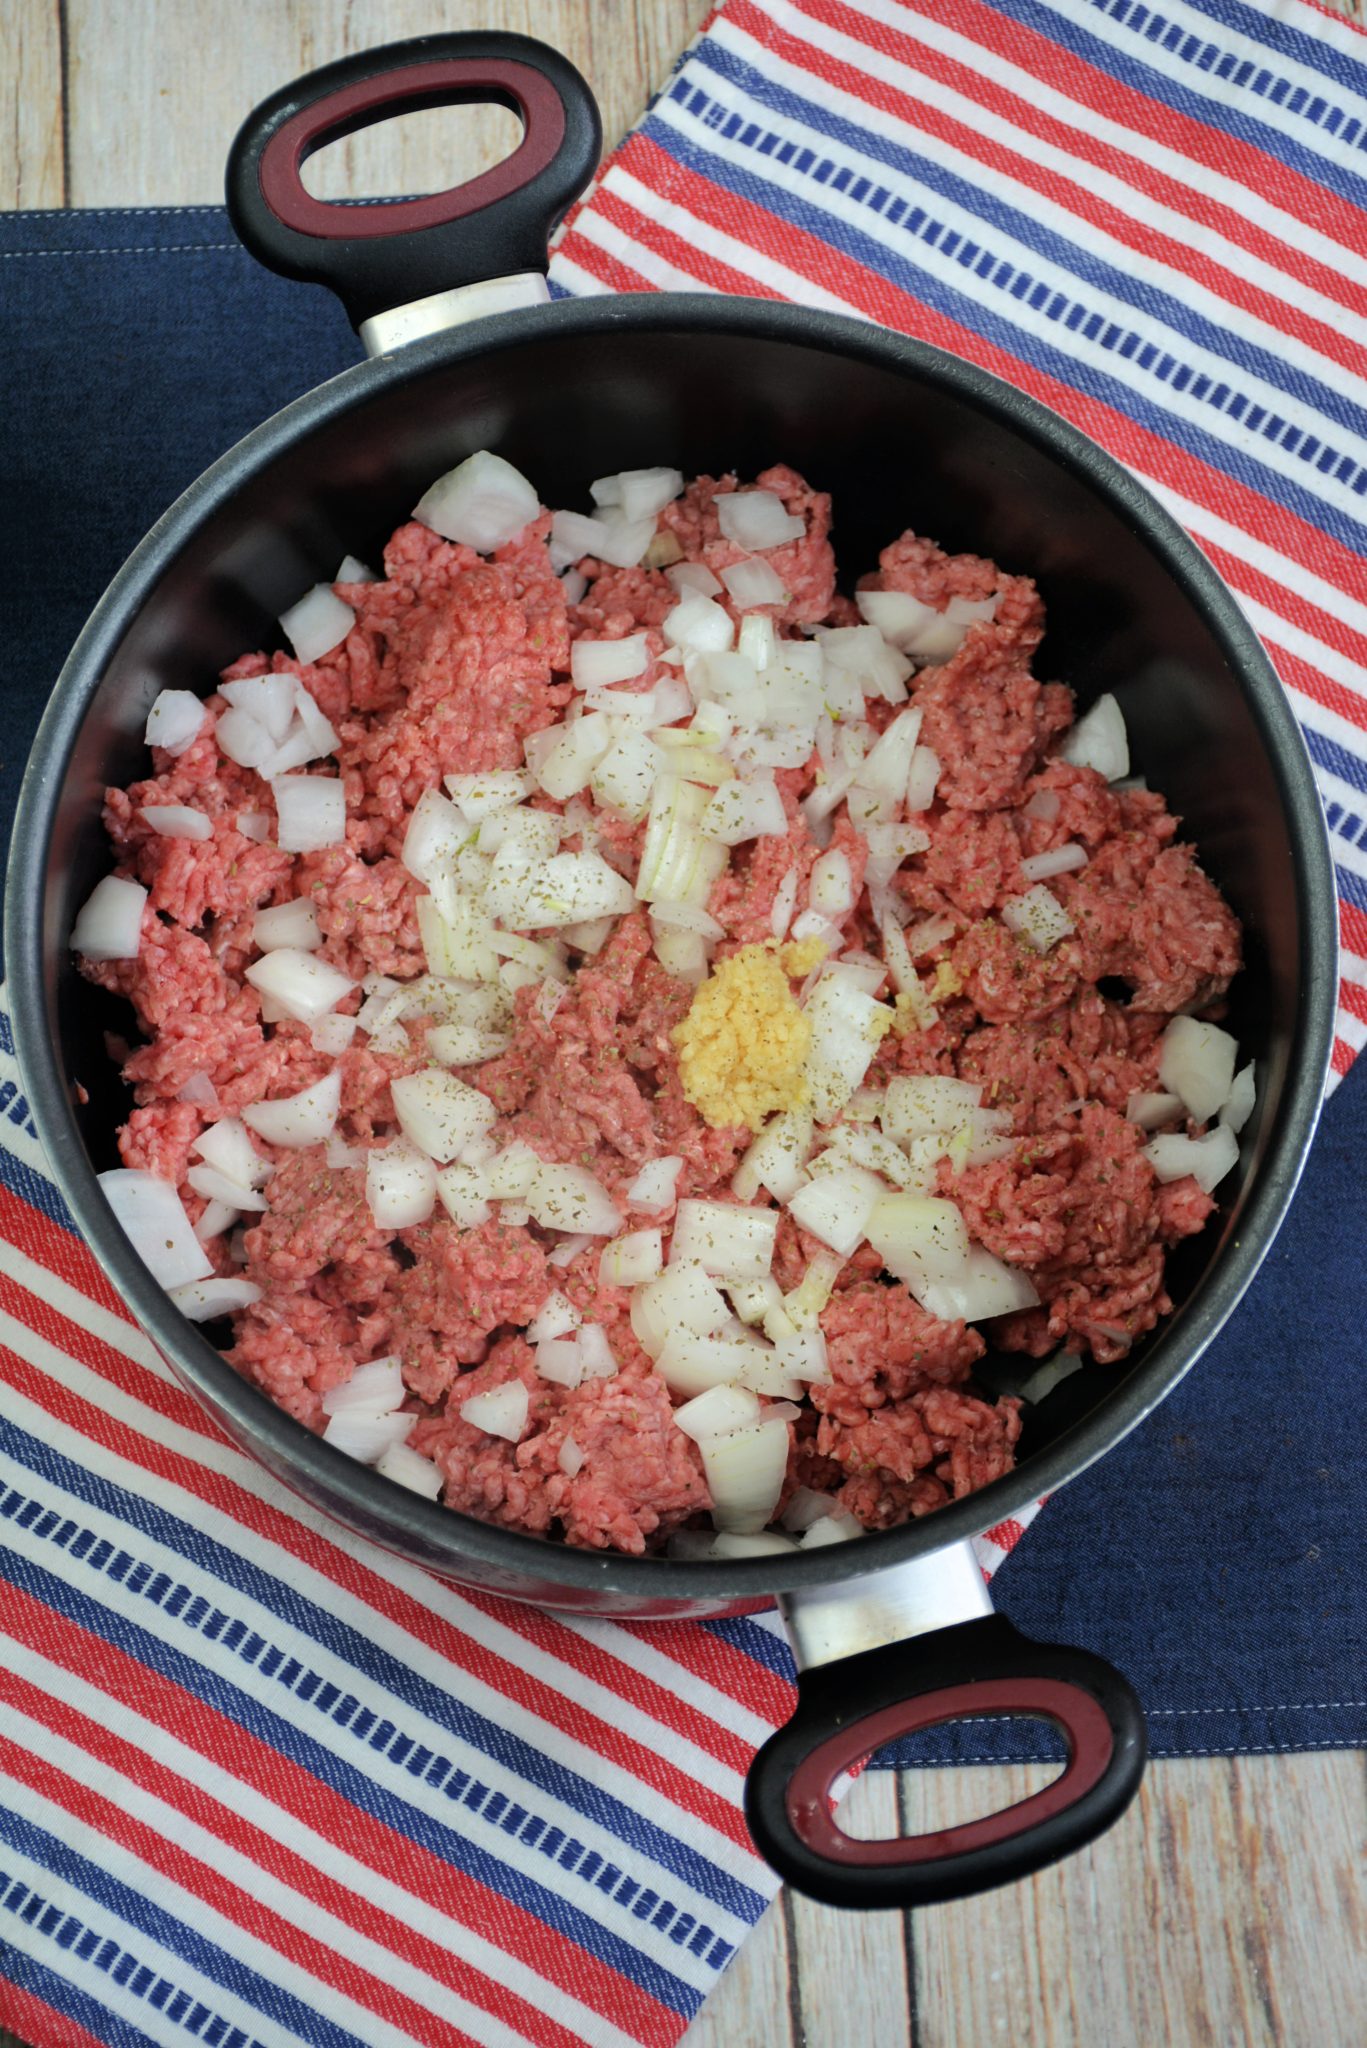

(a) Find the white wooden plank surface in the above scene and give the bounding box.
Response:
[2,8,1365,2048]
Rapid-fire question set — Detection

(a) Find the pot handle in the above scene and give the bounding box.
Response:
[746,1609,1146,1909]
[225,32,601,347]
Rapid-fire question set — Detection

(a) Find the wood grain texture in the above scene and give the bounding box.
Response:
[0,0,64,207]
[3,4,1366,2047]
[59,0,713,206]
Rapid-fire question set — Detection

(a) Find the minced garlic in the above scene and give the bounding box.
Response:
[780,934,828,977]
[672,944,811,1131]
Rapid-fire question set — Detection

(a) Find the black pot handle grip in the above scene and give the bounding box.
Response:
[225,32,601,332]
[745,1614,1146,1908]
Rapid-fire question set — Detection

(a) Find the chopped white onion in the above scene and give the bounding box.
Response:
[242,1069,342,1148]
[769,868,800,941]
[781,1486,842,1533]
[787,1166,883,1257]
[72,875,146,961]
[716,491,804,550]
[221,672,296,743]
[626,1156,684,1212]
[324,1411,414,1464]
[443,771,529,820]
[599,1229,664,1289]
[527,1291,581,1344]
[803,974,892,1123]
[720,556,788,609]
[98,1170,214,1289]
[326,1134,365,1170]
[252,898,323,952]
[245,947,353,1024]
[905,745,941,812]
[553,507,657,570]
[1221,1062,1256,1135]
[390,1068,495,1164]
[215,706,277,772]
[375,1440,444,1498]
[321,1357,406,1418]
[866,1193,971,1299]
[459,1380,530,1442]
[434,1161,492,1229]
[1158,1015,1239,1123]
[401,787,472,885]
[699,775,787,845]
[237,810,271,843]
[592,466,683,520]
[799,1514,863,1549]
[591,729,664,822]
[1126,1090,1185,1131]
[526,1161,622,1236]
[571,634,649,688]
[771,1327,830,1383]
[1058,693,1129,781]
[1018,1350,1086,1405]
[732,1108,813,1205]
[1144,1126,1239,1193]
[271,776,346,853]
[416,897,498,984]
[578,1324,617,1378]
[366,1138,438,1228]
[486,848,636,929]
[281,585,354,665]
[667,561,723,598]
[663,592,735,654]
[485,1143,541,1199]
[671,1199,778,1281]
[700,1417,791,1534]
[558,1436,585,1477]
[1002,885,1074,953]
[535,1337,584,1388]
[1021,843,1088,883]
[193,1198,239,1242]
[630,1264,730,1357]
[145,688,206,756]
[139,803,212,843]
[856,588,991,663]
[415,450,539,552]
[918,1245,1040,1324]
[809,849,854,918]
[186,1163,268,1213]
[193,1117,273,1191]
[882,1075,982,1142]
[336,554,376,585]
[673,1383,761,1441]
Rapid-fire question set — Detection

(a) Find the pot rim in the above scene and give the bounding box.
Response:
[5,291,1338,1602]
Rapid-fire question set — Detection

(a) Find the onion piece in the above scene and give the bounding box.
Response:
[271,776,346,853]
[145,688,206,755]
[670,1199,778,1281]
[599,1230,664,1289]
[401,787,472,884]
[193,1117,272,1191]
[242,1069,342,1148]
[534,1337,584,1388]
[1018,1350,1086,1405]
[459,1380,530,1442]
[803,975,893,1123]
[865,1193,971,1300]
[185,1163,268,1213]
[571,634,649,688]
[558,1436,585,1477]
[237,810,271,843]
[809,849,854,918]
[415,450,539,552]
[654,1331,747,1399]
[712,1531,800,1558]
[375,1441,444,1498]
[1021,843,1088,883]
[216,706,277,772]
[637,776,729,906]
[881,1075,982,1143]
[626,1155,684,1212]
[667,561,722,598]
[485,1143,541,1199]
[699,1417,791,1534]
[590,728,663,821]
[904,745,941,812]
[772,1327,830,1383]
[434,1161,492,1229]
[781,1486,842,1533]
[220,672,296,743]
[193,1198,239,1242]
[281,585,354,665]
[487,847,637,930]
[526,1160,622,1235]
[1220,1063,1256,1135]
[917,1245,1040,1324]
[366,1138,438,1227]
[336,554,376,585]
[324,1411,414,1464]
[1158,1015,1239,1123]
[799,1514,863,1549]
[98,1170,214,1289]
[716,491,804,550]
[1002,885,1074,953]
[592,466,683,519]
[390,1069,496,1164]
[673,1383,761,1441]
[244,947,353,1024]
[1144,1126,1239,1193]
[71,875,147,961]
[732,1108,813,1205]
[551,507,656,570]
[769,869,799,941]
[787,1167,883,1258]
[699,775,787,845]
[527,1291,581,1344]
[577,1323,617,1378]
[1058,693,1129,781]
[1125,1090,1185,1132]
[252,898,323,952]
[140,803,212,842]
[321,1357,406,1418]
[630,1264,730,1357]
[720,557,788,609]
[663,592,735,654]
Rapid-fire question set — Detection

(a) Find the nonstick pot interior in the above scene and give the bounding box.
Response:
[9,298,1335,1616]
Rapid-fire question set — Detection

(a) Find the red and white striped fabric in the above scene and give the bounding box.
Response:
[552,0,1367,1089]
[2,1,1362,2042]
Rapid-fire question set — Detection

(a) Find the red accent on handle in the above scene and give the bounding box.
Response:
[786,1677,1115,1867]
[257,58,566,242]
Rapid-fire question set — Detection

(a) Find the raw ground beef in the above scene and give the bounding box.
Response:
[80,463,1241,1555]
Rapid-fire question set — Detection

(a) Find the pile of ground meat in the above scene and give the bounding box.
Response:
[78,459,1242,1556]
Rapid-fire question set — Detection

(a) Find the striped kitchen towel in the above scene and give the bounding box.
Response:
[552,0,1367,1090]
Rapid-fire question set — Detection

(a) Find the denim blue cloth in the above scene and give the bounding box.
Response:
[1,205,1360,1763]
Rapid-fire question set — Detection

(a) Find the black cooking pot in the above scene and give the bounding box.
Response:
[5,34,1337,1911]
